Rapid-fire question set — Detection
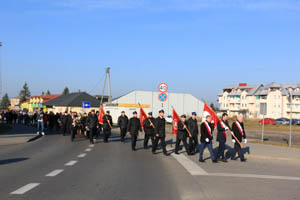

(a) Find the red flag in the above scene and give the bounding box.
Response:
[203,103,220,129]
[172,108,181,135]
[98,107,105,125]
[139,107,148,128]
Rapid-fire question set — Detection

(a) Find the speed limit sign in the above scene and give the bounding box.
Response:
[158,83,168,93]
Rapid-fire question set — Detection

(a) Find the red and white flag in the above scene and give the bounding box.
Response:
[172,108,181,135]
[203,103,220,129]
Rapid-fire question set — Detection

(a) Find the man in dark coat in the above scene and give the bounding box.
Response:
[61,111,72,136]
[188,112,199,154]
[175,115,192,155]
[231,114,247,162]
[199,114,217,163]
[152,110,170,156]
[86,110,99,144]
[102,111,113,143]
[127,111,142,151]
[118,111,129,142]
[216,113,230,162]
[143,112,155,149]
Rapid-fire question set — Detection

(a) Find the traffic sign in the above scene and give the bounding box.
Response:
[158,83,168,93]
[82,102,91,109]
[158,92,168,102]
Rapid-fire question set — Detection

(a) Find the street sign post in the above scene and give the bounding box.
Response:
[260,103,267,142]
[82,102,91,109]
[158,83,168,93]
[158,92,168,102]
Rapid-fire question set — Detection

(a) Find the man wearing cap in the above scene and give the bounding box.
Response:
[199,114,217,163]
[86,110,99,144]
[103,111,113,143]
[175,115,192,155]
[231,114,247,162]
[188,112,199,154]
[143,112,155,149]
[118,111,129,142]
[152,110,170,156]
[127,111,142,151]
[216,113,230,162]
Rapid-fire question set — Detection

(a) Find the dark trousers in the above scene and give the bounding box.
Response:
[144,133,154,148]
[120,128,127,142]
[103,129,111,142]
[175,137,190,154]
[131,134,138,150]
[232,143,244,160]
[89,127,97,142]
[189,135,198,153]
[199,142,216,161]
[152,136,167,153]
[217,141,226,159]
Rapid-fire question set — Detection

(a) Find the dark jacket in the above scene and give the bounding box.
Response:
[200,121,214,144]
[127,117,142,136]
[217,120,230,143]
[143,117,155,136]
[187,118,199,136]
[103,114,113,130]
[86,114,99,129]
[118,115,129,129]
[231,121,246,142]
[61,114,72,129]
[177,120,189,140]
[155,117,166,137]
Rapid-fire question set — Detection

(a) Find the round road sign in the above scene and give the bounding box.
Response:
[158,83,168,93]
[158,92,168,102]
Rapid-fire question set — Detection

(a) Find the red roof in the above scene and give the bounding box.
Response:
[30,94,62,103]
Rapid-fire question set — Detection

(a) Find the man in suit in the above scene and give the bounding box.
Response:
[143,112,155,149]
[102,111,113,143]
[216,113,230,162]
[86,110,99,144]
[188,112,199,154]
[175,115,192,155]
[128,111,142,151]
[231,114,247,162]
[152,110,170,156]
[118,111,129,142]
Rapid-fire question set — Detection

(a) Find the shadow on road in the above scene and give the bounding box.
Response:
[0,158,29,165]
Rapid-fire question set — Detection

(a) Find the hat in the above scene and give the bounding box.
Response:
[91,110,95,112]
[181,114,186,118]
[133,111,137,115]
[106,111,110,114]
[159,110,165,113]
[192,112,197,116]
[121,111,125,113]
[148,112,153,116]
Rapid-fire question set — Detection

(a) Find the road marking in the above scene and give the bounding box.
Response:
[171,153,208,175]
[46,169,64,177]
[11,183,40,195]
[89,144,95,148]
[65,160,78,166]
[78,153,87,158]
[208,173,300,181]
[85,148,92,152]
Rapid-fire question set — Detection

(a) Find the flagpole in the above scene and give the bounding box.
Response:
[172,106,192,138]
[138,103,155,128]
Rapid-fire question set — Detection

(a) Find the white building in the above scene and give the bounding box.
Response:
[104,90,204,123]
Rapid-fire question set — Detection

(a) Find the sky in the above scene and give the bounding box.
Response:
[0,0,300,104]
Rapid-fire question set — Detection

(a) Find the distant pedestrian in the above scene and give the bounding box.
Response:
[37,112,45,136]
[216,113,230,162]
[102,111,113,143]
[86,110,99,144]
[128,111,142,151]
[152,110,170,156]
[231,114,247,162]
[118,111,128,142]
[143,112,155,149]
[61,111,72,136]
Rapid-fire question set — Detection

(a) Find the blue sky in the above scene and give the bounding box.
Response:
[0,0,300,104]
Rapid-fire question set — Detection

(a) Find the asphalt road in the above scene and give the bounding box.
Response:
[1,130,300,200]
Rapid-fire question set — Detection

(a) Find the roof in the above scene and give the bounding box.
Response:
[44,92,100,107]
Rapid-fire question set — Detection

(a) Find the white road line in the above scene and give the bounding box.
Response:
[89,144,95,148]
[65,160,78,166]
[78,153,87,158]
[208,173,300,181]
[171,154,208,176]
[85,148,92,152]
[11,183,40,195]
[46,169,64,177]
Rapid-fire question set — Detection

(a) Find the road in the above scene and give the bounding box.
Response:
[1,130,300,200]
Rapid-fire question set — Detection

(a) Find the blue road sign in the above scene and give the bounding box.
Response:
[82,102,91,109]
[158,93,168,102]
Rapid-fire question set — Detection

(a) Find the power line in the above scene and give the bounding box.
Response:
[88,70,106,94]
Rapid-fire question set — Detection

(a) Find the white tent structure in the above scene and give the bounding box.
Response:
[110,90,204,119]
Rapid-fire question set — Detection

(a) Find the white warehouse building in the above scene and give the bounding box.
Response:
[105,90,204,122]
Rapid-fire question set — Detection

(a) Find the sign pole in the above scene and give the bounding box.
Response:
[262,114,265,143]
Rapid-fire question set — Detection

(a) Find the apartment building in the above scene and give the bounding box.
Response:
[218,82,300,119]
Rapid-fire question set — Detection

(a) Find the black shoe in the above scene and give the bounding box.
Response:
[231,157,238,161]
[222,159,228,163]
[164,152,170,156]
[132,148,136,151]
[212,160,218,163]
[241,158,247,162]
[152,151,156,155]
[199,159,205,163]
[175,152,180,155]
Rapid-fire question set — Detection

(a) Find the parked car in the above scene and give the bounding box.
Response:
[259,118,276,125]
[292,119,300,125]
[276,118,290,125]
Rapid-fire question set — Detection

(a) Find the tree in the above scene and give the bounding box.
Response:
[19,82,31,103]
[46,90,51,95]
[62,87,70,95]
[0,93,10,109]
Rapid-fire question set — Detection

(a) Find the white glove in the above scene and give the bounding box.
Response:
[232,139,236,143]
[205,138,209,143]
[225,127,229,131]
[244,139,247,144]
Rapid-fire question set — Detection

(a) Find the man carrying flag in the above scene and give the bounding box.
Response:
[216,113,230,162]
[175,114,192,155]
[231,114,247,162]
[102,111,113,143]
[143,112,155,149]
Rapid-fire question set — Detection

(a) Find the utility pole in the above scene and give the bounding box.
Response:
[288,90,293,147]
[100,67,112,105]
[0,41,2,99]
